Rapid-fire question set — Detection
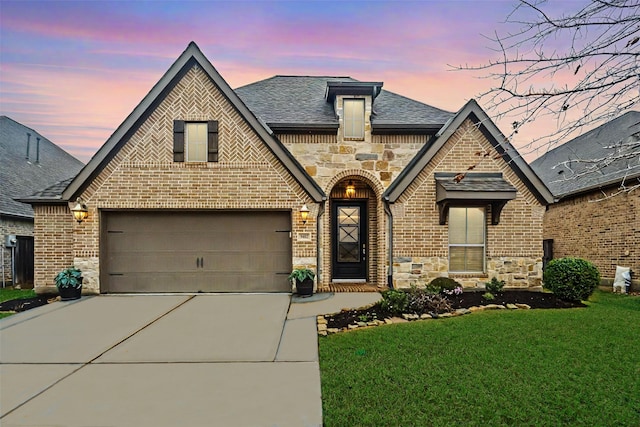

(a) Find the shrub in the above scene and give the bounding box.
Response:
[428,277,462,292]
[380,289,409,316]
[543,257,600,302]
[482,292,495,301]
[407,288,452,314]
[485,277,505,294]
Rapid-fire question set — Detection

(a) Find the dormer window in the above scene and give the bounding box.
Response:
[343,99,365,140]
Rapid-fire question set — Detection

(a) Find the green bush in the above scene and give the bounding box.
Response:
[485,277,505,294]
[380,289,409,316]
[428,277,462,292]
[543,257,600,302]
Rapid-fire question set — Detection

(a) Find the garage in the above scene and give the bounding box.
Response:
[102,211,292,293]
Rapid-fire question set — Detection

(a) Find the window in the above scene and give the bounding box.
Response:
[173,120,218,162]
[185,122,207,162]
[449,207,485,272]
[343,99,365,139]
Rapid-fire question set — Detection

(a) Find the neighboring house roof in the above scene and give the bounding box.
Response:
[57,42,326,203]
[383,99,554,205]
[0,116,83,218]
[531,111,640,199]
[235,76,453,133]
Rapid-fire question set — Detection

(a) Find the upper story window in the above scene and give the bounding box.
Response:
[343,99,365,140]
[173,120,219,162]
[449,207,485,273]
[186,122,207,162]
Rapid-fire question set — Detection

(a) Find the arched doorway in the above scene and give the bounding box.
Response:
[329,177,379,284]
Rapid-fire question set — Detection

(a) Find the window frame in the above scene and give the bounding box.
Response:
[448,206,486,273]
[185,122,208,163]
[343,98,365,140]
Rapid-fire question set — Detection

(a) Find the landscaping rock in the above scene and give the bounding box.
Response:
[318,330,328,336]
[317,317,327,324]
[506,304,518,309]
[384,318,394,325]
[420,313,432,319]
[390,317,408,323]
[456,308,472,315]
[439,313,453,318]
[515,303,531,309]
[317,324,327,331]
[348,324,359,329]
[327,328,340,334]
[357,322,367,327]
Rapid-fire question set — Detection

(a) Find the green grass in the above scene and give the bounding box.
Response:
[319,291,640,426]
[0,288,37,319]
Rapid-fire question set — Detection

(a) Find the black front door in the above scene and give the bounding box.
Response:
[332,201,367,280]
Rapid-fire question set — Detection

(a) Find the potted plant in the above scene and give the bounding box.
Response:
[54,267,83,301]
[289,268,315,297]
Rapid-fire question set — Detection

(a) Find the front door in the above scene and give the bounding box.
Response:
[332,201,367,280]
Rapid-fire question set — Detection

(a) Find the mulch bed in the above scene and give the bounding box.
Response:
[0,296,55,313]
[325,291,586,330]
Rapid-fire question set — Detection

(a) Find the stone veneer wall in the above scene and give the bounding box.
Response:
[33,205,75,294]
[280,101,430,289]
[0,216,33,285]
[36,64,316,294]
[543,184,639,285]
[391,119,546,289]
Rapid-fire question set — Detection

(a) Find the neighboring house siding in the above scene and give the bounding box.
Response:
[392,119,545,288]
[0,216,32,285]
[34,65,315,294]
[543,185,639,285]
[33,205,74,293]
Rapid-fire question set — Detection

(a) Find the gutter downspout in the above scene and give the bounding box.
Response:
[383,196,394,289]
[316,197,327,292]
[316,199,326,287]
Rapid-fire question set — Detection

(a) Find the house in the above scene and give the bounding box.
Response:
[531,111,640,290]
[22,42,553,295]
[1,116,84,287]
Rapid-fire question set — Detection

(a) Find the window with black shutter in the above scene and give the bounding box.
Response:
[173,120,219,162]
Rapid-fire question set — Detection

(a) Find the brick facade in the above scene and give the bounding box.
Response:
[33,205,74,294]
[33,64,314,294]
[543,185,639,286]
[30,54,548,294]
[391,120,545,289]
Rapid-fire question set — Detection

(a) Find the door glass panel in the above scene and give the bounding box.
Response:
[337,206,360,262]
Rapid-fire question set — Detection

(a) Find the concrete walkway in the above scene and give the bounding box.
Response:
[0,292,381,427]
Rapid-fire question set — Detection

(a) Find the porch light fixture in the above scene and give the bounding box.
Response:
[71,198,88,224]
[345,180,356,198]
[300,204,310,224]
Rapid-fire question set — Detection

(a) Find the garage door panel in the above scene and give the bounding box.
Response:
[104,211,292,293]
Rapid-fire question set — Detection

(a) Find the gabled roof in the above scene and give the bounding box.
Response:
[0,116,83,217]
[59,42,325,203]
[383,99,554,205]
[531,111,640,199]
[235,76,453,134]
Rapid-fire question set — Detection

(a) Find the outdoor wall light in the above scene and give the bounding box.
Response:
[345,180,356,198]
[71,198,89,223]
[300,204,310,224]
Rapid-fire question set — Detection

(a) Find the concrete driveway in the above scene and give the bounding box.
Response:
[0,292,382,427]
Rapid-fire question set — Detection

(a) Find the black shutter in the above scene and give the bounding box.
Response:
[207,120,219,162]
[173,120,185,162]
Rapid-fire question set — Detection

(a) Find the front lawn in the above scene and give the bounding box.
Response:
[319,291,640,426]
[0,288,36,319]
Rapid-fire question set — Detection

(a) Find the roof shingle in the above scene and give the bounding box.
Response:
[531,111,640,198]
[0,116,84,218]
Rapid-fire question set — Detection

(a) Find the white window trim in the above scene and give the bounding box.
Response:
[185,122,207,162]
[343,99,365,140]
[448,207,486,273]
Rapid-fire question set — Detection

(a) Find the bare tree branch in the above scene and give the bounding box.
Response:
[452,0,640,197]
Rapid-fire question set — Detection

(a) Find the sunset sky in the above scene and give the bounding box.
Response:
[1,0,579,163]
